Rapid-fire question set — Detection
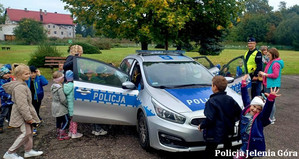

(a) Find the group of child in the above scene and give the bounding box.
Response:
[1,64,44,159]
[199,75,281,159]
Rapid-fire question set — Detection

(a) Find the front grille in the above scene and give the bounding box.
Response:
[190,118,205,126]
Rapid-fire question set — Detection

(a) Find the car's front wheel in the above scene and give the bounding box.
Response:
[137,112,150,150]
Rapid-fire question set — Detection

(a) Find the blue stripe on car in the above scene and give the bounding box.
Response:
[74,87,138,107]
[165,87,212,111]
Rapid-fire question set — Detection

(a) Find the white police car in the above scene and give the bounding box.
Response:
[72,50,247,152]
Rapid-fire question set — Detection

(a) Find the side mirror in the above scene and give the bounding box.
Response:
[225,77,234,83]
[122,81,136,89]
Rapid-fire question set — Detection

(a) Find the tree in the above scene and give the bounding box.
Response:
[13,18,47,44]
[63,0,244,53]
[275,14,299,50]
[177,0,244,55]
[279,1,287,11]
[245,0,273,14]
[0,4,5,24]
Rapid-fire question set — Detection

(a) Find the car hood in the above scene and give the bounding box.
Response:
[148,86,243,113]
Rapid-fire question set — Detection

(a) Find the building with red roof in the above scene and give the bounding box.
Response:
[0,8,75,40]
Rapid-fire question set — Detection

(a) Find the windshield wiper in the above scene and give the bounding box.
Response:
[153,85,174,89]
[172,83,212,88]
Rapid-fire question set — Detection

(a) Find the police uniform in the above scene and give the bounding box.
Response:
[244,38,263,98]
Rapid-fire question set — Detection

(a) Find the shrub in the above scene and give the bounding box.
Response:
[68,42,101,54]
[28,44,62,67]
[90,40,111,50]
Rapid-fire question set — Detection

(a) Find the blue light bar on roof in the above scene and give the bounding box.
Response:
[136,50,186,56]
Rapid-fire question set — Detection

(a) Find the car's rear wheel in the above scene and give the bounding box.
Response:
[137,112,150,150]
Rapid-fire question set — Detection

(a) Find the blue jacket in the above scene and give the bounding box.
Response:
[26,75,48,102]
[0,78,13,107]
[240,85,274,155]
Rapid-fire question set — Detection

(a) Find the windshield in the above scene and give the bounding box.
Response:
[143,61,213,88]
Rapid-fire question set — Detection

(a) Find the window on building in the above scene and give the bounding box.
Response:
[53,25,55,28]
[59,27,61,29]
[69,33,71,36]
[54,31,57,34]
[48,25,50,28]
[61,32,63,35]
[69,26,71,29]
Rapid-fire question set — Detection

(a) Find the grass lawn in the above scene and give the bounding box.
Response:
[0,45,298,79]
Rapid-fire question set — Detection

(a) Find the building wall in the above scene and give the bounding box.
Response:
[0,17,75,40]
[44,24,75,39]
[0,24,18,41]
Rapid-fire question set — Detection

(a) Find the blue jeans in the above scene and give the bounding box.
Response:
[0,106,10,127]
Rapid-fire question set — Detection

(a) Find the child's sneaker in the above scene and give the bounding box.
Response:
[71,132,83,138]
[3,151,23,159]
[24,149,43,158]
[94,129,108,136]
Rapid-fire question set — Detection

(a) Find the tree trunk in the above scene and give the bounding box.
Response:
[165,31,168,50]
[165,40,168,50]
[141,42,148,50]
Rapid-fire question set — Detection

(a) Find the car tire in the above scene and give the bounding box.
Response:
[137,112,150,150]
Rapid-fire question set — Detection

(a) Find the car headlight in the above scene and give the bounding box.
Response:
[152,98,186,124]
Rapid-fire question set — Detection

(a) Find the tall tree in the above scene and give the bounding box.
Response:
[275,14,299,50]
[0,4,5,24]
[245,0,273,14]
[13,18,47,45]
[63,0,244,53]
[279,1,287,11]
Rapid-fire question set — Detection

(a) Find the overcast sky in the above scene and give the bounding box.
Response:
[1,0,299,15]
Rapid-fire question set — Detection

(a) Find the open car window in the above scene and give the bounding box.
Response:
[219,56,246,79]
[75,58,129,87]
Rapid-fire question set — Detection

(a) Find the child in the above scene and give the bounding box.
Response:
[236,61,243,77]
[63,70,83,138]
[26,66,48,136]
[26,66,48,120]
[3,65,43,158]
[0,66,13,133]
[260,46,269,69]
[198,76,242,158]
[234,74,280,159]
[51,71,70,141]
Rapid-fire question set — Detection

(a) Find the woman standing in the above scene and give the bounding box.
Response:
[259,48,284,123]
[3,65,43,159]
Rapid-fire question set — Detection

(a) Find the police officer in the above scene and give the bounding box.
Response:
[244,37,262,98]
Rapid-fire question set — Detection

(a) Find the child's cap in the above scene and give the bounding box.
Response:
[0,66,10,78]
[4,64,12,70]
[250,96,265,108]
[29,65,37,72]
[65,70,74,81]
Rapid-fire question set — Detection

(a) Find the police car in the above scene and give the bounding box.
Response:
[72,50,247,152]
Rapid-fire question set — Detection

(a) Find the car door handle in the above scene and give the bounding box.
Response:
[76,89,91,94]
